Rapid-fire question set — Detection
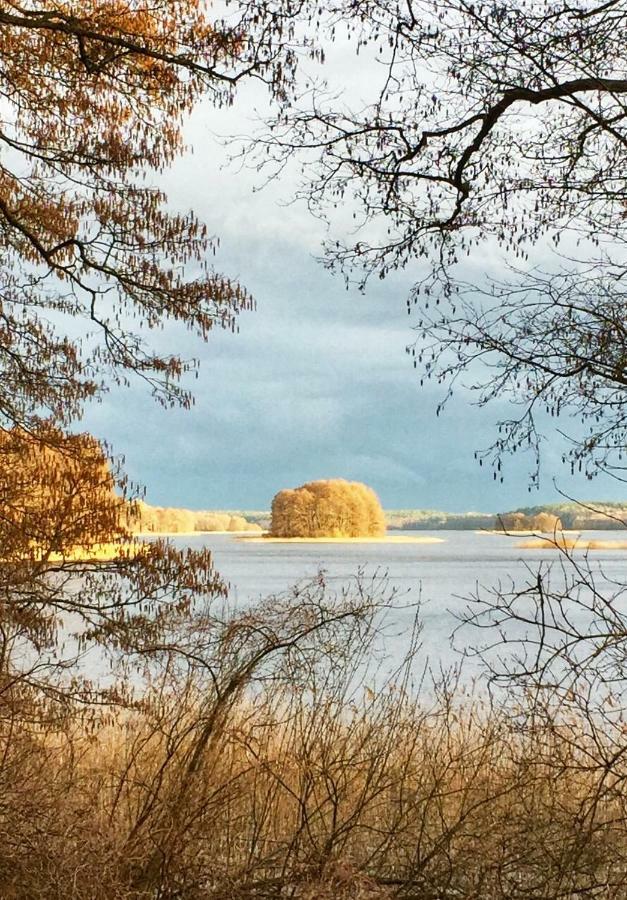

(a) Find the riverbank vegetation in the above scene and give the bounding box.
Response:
[132,501,262,534]
[4,578,627,900]
[495,511,563,533]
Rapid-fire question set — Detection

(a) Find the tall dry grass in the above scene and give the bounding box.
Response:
[2,680,627,899]
[2,562,627,899]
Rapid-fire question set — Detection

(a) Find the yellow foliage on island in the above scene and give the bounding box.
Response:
[270,479,386,538]
[495,511,563,533]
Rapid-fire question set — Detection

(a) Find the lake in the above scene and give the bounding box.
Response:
[171,530,627,679]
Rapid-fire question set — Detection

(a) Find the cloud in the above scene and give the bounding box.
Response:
[80,93,625,514]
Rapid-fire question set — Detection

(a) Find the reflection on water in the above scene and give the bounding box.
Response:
[168,530,627,676]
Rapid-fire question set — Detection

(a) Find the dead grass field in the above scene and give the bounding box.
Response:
[3,690,626,899]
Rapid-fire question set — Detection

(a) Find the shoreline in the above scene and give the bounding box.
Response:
[135,529,263,538]
[477,529,582,537]
[236,535,447,544]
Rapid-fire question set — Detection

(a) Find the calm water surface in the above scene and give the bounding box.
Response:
[170,530,627,675]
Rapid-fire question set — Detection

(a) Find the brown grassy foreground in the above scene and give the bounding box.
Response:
[4,674,627,898]
[2,539,626,900]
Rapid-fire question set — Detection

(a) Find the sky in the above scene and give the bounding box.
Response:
[80,69,625,513]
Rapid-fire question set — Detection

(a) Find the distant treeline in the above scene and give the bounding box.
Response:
[132,502,627,534]
[386,510,494,530]
[132,502,263,534]
[386,503,627,531]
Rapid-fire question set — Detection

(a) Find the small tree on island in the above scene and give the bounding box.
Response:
[270,479,386,538]
[495,511,563,534]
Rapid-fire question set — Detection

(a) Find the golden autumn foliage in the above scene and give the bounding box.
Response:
[0,425,129,560]
[270,479,386,538]
[0,0,261,429]
[0,1,288,731]
[0,12,304,846]
[132,501,262,534]
[495,511,563,533]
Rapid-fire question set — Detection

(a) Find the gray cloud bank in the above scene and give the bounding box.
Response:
[81,100,624,512]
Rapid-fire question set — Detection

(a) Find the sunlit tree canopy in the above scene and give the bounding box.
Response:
[270,478,386,538]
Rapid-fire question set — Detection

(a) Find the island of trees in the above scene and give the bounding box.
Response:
[270,479,386,538]
[494,511,562,533]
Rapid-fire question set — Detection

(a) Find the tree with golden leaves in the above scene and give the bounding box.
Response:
[0,425,125,558]
[270,479,386,538]
[0,0,249,696]
[0,0,271,425]
[0,10,382,895]
[495,510,563,533]
[0,0,328,691]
